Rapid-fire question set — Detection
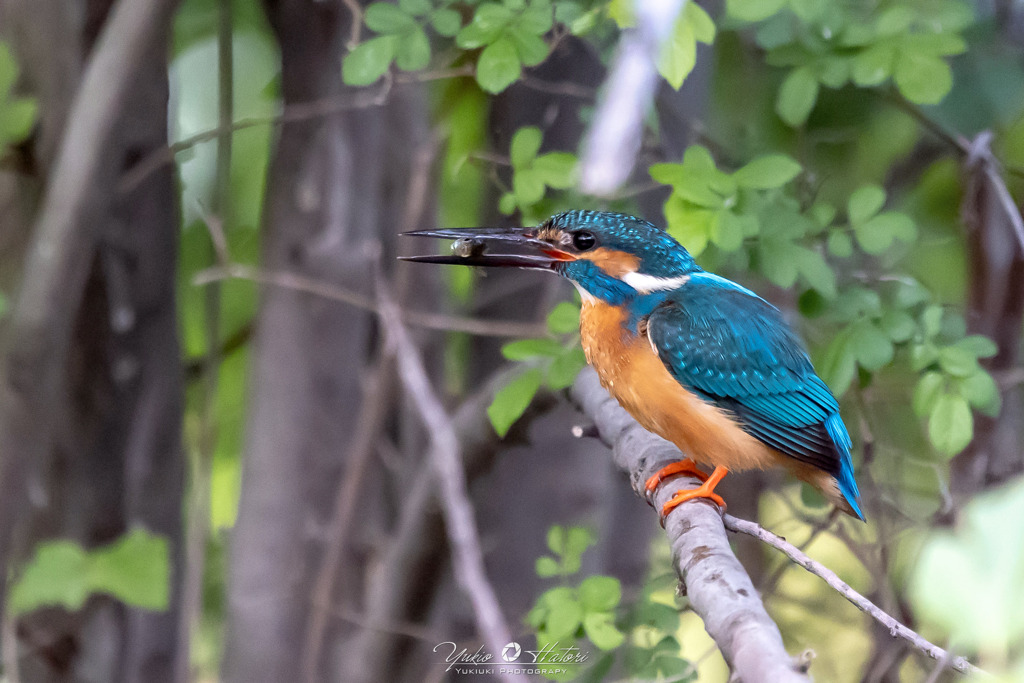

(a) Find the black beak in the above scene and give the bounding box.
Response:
[399,227,573,270]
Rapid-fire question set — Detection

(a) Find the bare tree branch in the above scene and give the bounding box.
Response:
[723,516,983,677]
[194,263,547,338]
[579,0,686,194]
[376,277,527,683]
[570,368,812,682]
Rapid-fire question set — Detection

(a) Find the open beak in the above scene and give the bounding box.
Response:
[399,227,574,270]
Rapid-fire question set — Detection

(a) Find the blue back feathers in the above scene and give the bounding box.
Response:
[546,210,864,520]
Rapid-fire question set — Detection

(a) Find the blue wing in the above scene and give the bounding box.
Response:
[644,274,862,516]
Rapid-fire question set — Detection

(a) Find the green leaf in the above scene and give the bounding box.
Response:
[657,4,715,90]
[399,0,432,15]
[536,556,561,577]
[849,320,894,371]
[828,231,853,258]
[852,42,895,86]
[10,529,170,615]
[474,2,515,30]
[87,528,170,611]
[364,3,418,33]
[10,542,90,614]
[498,192,516,215]
[921,305,944,338]
[533,152,577,188]
[395,27,432,71]
[959,370,1000,416]
[776,66,819,126]
[547,302,580,334]
[487,368,543,436]
[0,97,36,146]
[547,525,566,554]
[911,342,940,371]
[939,345,979,378]
[726,0,785,22]
[513,167,545,206]
[501,337,563,360]
[928,393,973,457]
[894,51,953,105]
[879,309,916,342]
[793,246,836,297]
[710,211,745,251]
[545,592,584,639]
[431,8,463,36]
[955,335,999,358]
[342,36,397,85]
[582,612,625,650]
[562,526,594,568]
[509,27,550,67]
[547,347,586,390]
[732,154,801,189]
[855,212,916,254]
[579,576,621,612]
[847,185,886,225]
[455,22,502,48]
[476,37,521,93]
[818,327,857,396]
[913,371,945,416]
[510,127,542,167]
[518,0,554,34]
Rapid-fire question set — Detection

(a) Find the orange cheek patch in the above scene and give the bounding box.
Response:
[579,248,640,277]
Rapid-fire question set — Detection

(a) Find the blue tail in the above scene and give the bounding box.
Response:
[825,414,865,521]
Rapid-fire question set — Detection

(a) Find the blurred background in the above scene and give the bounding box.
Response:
[0,0,1023,680]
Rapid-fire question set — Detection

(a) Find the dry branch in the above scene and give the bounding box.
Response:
[376,278,528,683]
[723,516,983,677]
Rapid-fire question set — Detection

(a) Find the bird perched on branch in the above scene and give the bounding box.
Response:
[403,210,864,521]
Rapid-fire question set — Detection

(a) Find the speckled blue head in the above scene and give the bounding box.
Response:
[536,210,701,305]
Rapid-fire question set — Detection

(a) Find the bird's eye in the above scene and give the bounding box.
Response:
[572,231,596,251]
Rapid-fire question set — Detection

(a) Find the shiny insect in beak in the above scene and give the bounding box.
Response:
[399,227,576,270]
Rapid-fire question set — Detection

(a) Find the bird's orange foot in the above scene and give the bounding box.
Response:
[644,459,708,500]
[657,466,730,521]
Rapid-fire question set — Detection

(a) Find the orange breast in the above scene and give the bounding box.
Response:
[579,300,780,472]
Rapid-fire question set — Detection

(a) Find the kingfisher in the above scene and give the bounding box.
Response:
[402,210,864,521]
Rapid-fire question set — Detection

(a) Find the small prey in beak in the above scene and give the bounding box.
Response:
[400,227,575,270]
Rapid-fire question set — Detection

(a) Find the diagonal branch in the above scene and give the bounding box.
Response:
[723,515,983,677]
[376,277,528,683]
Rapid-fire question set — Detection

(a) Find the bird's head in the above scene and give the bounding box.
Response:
[402,210,700,305]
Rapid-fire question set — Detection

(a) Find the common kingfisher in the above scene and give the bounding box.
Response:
[403,210,865,521]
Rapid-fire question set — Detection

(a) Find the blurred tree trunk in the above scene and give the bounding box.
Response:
[221,1,433,680]
[0,0,184,681]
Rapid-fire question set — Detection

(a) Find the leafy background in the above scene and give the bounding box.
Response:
[1,0,1024,680]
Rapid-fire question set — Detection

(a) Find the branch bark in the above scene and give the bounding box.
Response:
[570,368,812,682]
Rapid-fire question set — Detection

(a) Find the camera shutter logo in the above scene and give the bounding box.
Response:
[501,642,521,662]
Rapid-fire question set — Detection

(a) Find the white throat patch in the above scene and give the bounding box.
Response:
[620,272,691,294]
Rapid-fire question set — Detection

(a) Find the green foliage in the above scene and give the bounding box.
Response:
[343,0,442,85]
[456,0,555,92]
[500,127,578,215]
[0,41,38,151]
[724,0,972,125]
[10,528,170,615]
[651,146,801,256]
[526,526,625,679]
[910,477,1024,672]
[487,299,585,436]
[910,309,999,458]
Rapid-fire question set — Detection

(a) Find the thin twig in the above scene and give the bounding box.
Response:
[376,277,526,683]
[722,514,983,677]
[194,263,548,338]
